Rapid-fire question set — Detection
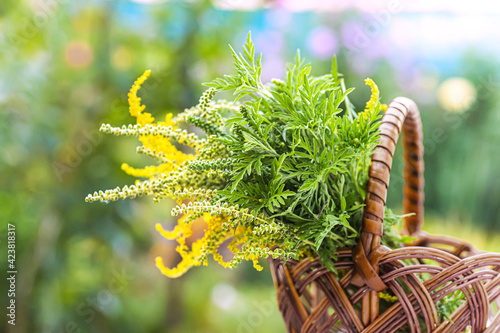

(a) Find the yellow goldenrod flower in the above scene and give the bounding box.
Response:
[90,69,297,279]
[155,211,266,278]
[378,292,398,303]
[364,78,379,113]
[120,71,195,179]
[356,78,382,123]
[128,69,153,124]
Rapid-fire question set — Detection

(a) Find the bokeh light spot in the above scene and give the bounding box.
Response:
[307,27,338,60]
[112,46,134,71]
[438,77,476,113]
[211,283,238,311]
[65,41,94,68]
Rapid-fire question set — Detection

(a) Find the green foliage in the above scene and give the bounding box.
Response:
[87,33,405,272]
[88,32,471,328]
[435,290,466,323]
[203,33,400,268]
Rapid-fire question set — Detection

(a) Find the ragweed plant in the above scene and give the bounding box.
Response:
[86,33,404,277]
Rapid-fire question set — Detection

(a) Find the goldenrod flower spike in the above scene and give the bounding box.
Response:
[156,256,192,278]
[378,292,398,303]
[121,163,174,179]
[104,69,196,179]
[90,65,292,279]
[156,223,181,240]
[128,69,154,125]
[153,211,267,277]
[364,78,380,113]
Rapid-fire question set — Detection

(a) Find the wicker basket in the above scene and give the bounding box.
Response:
[270,97,500,333]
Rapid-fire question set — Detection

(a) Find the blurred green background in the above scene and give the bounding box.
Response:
[1,1,500,332]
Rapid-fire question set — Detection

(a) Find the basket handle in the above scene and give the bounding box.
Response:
[352,97,424,292]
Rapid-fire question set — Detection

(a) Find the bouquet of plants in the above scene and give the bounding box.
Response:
[86,34,500,333]
[86,34,408,278]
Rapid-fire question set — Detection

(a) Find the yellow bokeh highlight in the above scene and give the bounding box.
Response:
[112,46,134,70]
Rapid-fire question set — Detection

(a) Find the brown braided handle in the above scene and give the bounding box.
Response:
[352,97,424,290]
[365,97,424,237]
[349,97,424,325]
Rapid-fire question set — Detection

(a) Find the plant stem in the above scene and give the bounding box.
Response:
[341,78,356,120]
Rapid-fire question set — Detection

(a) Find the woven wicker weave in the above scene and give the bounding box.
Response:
[270,97,500,333]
